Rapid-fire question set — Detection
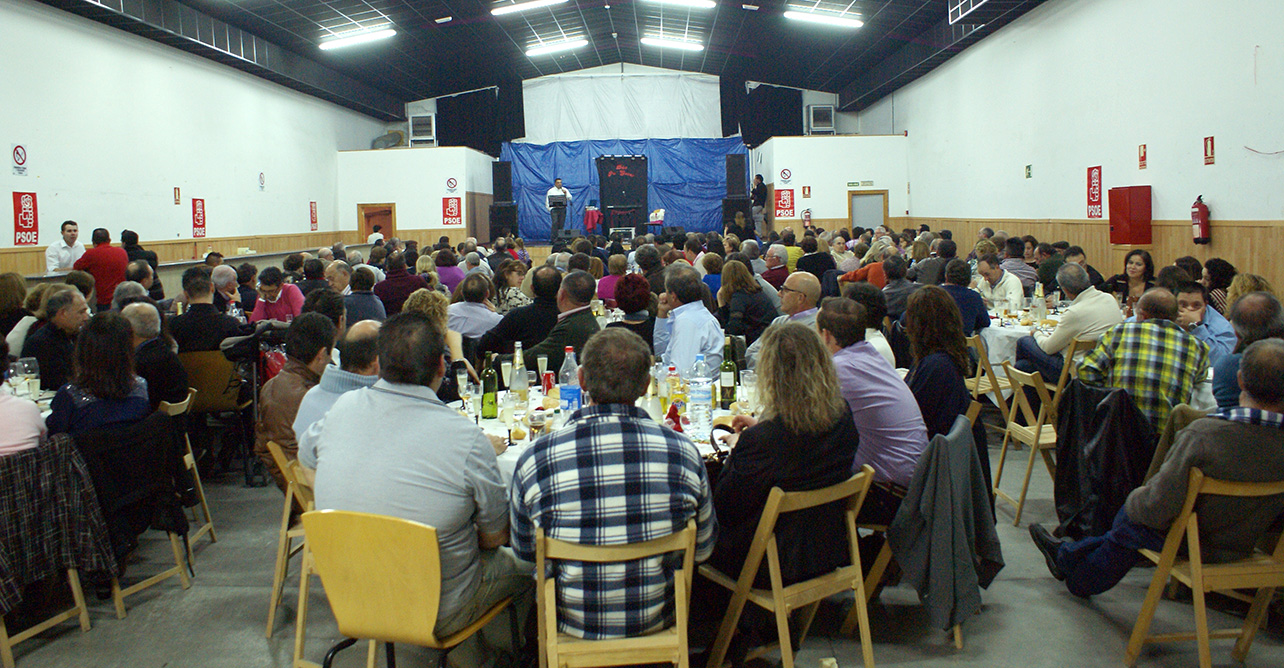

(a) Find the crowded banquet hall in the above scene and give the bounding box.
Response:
[1,0,1282,666]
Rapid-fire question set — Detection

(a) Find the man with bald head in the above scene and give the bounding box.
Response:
[745,270,821,366]
[293,319,382,458]
[1213,292,1284,409]
[1078,288,1210,429]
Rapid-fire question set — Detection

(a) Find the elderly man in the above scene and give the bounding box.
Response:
[745,270,820,367]
[110,282,147,312]
[523,270,600,374]
[249,267,304,323]
[1000,237,1038,292]
[1032,339,1284,597]
[1014,263,1122,380]
[1214,292,1284,409]
[72,228,129,311]
[881,255,921,322]
[255,313,335,491]
[122,302,187,409]
[480,265,562,355]
[25,287,90,390]
[761,244,789,289]
[1078,289,1210,430]
[975,253,1025,312]
[372,252,427,316]
[510,328,716,638]
[448,274,504,339]
[654,264,723,371]
[1175,281,1236,366]
[210,264,244,317]
[302,313,530,665]
[818,298,928,524]
[169,267,246,352]
[45,220,86,274]
[324,260,353,296]
[293,319,381,449]
[124,260,154,295]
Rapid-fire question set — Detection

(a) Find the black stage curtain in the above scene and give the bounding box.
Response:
[720,75,745,138]
[498,77,525,142]
[437,89,500,157]
[740,85,803,149]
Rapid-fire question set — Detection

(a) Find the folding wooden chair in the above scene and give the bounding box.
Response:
[965,335,1010,431]
[159,388,217,564]
[992,362,1057,526]
[702,467,877,668]
[178,350,256,485]
[1124,468,1284,668]
[1048,338,1097,420]
[288,461,321,668]
[265,441,313,638]
[537,520,697,668]
[0,570,90,668]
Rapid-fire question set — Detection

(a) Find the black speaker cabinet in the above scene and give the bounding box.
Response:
[722,198,753,227]
[492,161,513,203]
[489,203,518,240]
[726,154,747,198]
[662,226,686,240]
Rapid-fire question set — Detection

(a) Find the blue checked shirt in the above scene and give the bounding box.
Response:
[509,403,717,639]
[1079,319,1210,430]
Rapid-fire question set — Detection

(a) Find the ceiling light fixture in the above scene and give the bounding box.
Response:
[435,16,453,24]
[318,27,397,50]
[525,38,589,57]
[783,9,864,29]
[640,36,704,51]
[742,4,760,9]
[641,0,716,9]
[492,0,568,16]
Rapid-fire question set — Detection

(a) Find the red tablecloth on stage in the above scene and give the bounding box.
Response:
[584,209,602,233]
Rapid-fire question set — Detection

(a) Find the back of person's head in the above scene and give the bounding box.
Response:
[882,254,908,281]
[121,301,161,340]
[939,229,953,240]
[944,259,971,287]
[635,245,661,271]
[780,228,796,245]
[1056,262,1091,297]
[665,264,704,305]
[302,288,345,330]
[369,246,388,264]
[1156,265,1191,293]
[571,238,592,255]
[258,266,285,288]
[937,239,958,259]
[767,244,788,264]
[283,253,304,273]
[210,264,236,290]
[403,288,450,327]
[74,311,136,399]
[1036,242,1055,258]
[613,274,652,314]
[608,254,627,276]
[1241,339,1284,407]
[561,270,596,306]
[1004,237,1025,259]
[800,236,818,254]
[905,286,969,375]
[564,253,589,273]
[435,248,457,267]
[817,297,867,348]
[741,239,760,260]
[581,329,651,405]
[22,283,51,315]
[415,254,435,274]
[841,281,888,326]
[111,282,147,311]
[458,273,491,304]
[91,228,110,245]
[182,266,214,297]
[755,322,846,435]
[125,260,150,284]
[702,253,724,276]
[379,312,445,386]
[461,251,480,268]
[120,229,139,246]
[303,258,325,279]
[0,273,25,315]
[1137,288,1179,322]
[530,265,562,301]
[1052,241,1070,253]
[1204,258,1237,291]
[387,252,408,272]
[1229,292,1284,352]
[338,321,381,373]
[1227,274,1275,307]
[65,270,95,300]
[350,266,376,291]
[236,263,258,286]
[285,312,336,364]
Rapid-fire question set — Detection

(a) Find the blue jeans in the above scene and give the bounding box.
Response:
[1014,335,1064,381]
[1056,508,1166,598]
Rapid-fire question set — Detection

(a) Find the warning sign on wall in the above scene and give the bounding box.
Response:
[193,198,207,238]
[12,192,38,246]
[309,201,318,231]
[443,197,463,227]
[774,189,795,218]
[1086,166,1102,219]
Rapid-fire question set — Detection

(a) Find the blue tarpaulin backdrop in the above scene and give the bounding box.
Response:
[500,138,748,241]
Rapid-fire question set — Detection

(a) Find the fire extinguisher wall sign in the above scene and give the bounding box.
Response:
[1192,195,1211,245]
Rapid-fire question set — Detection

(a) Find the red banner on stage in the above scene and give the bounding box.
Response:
[1087,166,1102,219]
[12,192,37,246]
[192,198,207,238]
[443,197,462,227]
[309,201,318,231]
[774,189,795,218]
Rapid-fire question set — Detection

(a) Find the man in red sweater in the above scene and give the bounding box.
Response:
[73,228,128,311]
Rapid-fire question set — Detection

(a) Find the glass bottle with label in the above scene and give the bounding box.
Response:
[720,337,737,410]
[481,353,499,419]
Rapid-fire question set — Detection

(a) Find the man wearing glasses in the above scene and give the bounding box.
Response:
[745,272,820,367]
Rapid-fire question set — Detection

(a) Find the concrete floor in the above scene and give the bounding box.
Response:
[13,429,1284,668]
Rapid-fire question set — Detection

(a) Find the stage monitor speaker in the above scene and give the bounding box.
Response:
[722,198,753,228]
[553,229,577,244]
[662,226,685,240]
[492,161,513,203]
[489,203,518,240]
[726,154,747,198]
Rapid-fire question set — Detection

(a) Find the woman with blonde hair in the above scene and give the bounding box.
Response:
[589,255,605,281]
[861,236,894,266]
[716,260,778,345]
[706,322,860,590]
[1225,273,1273,310]
[908,240,930,265]
[597,254,627,301]
[512,237,530,265]
[402,288,478,387]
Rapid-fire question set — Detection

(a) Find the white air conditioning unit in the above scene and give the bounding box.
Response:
[807,105,835,135]
[409,113,437,147]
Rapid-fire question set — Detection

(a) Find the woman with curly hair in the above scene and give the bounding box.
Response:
[402,288,477,387]
[1202,258,1237,314]
[1225,273,1274,308]
[605,274,656,353]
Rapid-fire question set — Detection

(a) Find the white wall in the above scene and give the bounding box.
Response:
[857,0,1284,222]
[0,0,384,250]
[757,136,909,221]
[337,147,491,231]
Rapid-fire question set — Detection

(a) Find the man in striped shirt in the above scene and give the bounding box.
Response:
[509,328,717,639]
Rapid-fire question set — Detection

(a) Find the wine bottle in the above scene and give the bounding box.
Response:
[481,352,498,419]
[720,337,737,410]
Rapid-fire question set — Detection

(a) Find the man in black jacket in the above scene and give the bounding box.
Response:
[169,267,245,352]
[121,229,164,300]
[25,288,90,390]
[122,302,187,409]
[479,266,561,355]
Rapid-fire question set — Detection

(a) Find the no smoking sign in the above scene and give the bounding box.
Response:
[11,144,27,176]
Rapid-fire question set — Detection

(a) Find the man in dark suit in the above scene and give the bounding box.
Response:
[522,271,601,374]
[25,288,90,390]
[122,302,187,409]
[121,229,164,300]
[480,265,562,355]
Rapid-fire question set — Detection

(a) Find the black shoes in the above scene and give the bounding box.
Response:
[1029,524,1066,581]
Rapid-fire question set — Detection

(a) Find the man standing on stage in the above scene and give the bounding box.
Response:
[751,174,768,235]
[546,177,572,238]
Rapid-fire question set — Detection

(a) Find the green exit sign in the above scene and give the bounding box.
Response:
[1025,165,1032,179]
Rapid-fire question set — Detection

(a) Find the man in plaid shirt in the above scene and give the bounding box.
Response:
[509,328,717,639]
[1078,289,1210,429]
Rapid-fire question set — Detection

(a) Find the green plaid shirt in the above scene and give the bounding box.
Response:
[1078,319,1210,429]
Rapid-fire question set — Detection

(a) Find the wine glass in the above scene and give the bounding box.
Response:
[739,370,757,415]
[5,362,23,394]
[536,355,549,378]
[468,383,483,419]
[500,360,513,388]
[18,358,39,396]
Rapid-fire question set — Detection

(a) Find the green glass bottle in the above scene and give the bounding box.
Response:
[719,337,737,410]
[481,353,499,419]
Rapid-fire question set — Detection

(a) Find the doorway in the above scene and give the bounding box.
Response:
[357,203,396,242]
[848,191,888,232]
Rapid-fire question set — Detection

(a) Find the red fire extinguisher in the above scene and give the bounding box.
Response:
[1192,195,1211,245]
[802,208,812,228]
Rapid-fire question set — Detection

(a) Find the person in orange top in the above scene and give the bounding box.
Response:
[72,228,128,311]
[839,260,887,289]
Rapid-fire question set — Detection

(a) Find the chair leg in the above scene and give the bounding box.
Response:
[993,431,1012,491]
[67,569,91,632]
[773,604,796,668]
[1124,564,1170,666]
[1192,584,1212,668]
[849,583,875,668]
[704,590,750,668]
[321,637,358,668]
[952,624,963,649]
[437,648,451,668]
[1040,447,1057,478]
[1012,442,1041,526]
[0,615,14,668]
[1232,587,1274,662]
[385,641,396,668]
[169,533,192,589]
[840,541,891,635]
[110,578,127,619]
[267,493,294,637]
[292,549,312,667]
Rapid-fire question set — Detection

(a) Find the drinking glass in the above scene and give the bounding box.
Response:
[456,369,469,405]
[5,363,23,394]
[500,360,513,387]
[468,383,483,418]
[536,355,549,377]
[501,392,517,428]
[18,358,39,397]
[739,370,757,415]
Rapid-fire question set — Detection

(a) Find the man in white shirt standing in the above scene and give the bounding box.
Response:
[45,220,85,273]
[366,224,384,245]
[976,253,1025,313]
[546,178,571,239]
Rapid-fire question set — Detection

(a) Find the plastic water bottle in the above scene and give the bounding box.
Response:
[687,354,713,440]
[558,346,581,413]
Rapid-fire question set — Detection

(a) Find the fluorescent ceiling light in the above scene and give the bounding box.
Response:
[783,10,864,29]
[319,27,396,51]
[641,0,716,9]
[641,36,704,51]
[526,38,589,57]
[435,16,453,24]
[492,0,568,16]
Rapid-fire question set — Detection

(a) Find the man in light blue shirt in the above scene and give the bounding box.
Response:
[653,264,722,371]
[293,320,381,464]
[1178,281,1237,366]
[447,274,504,338]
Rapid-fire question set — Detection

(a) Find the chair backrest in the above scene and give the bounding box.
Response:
[1051,338,1098,415]
[966,335,996,386]
[158,388,197,416]
[178,351,242,413]
[965,400,983,428]
[265,441,313,510]
[537,519,697,599]
[1001,361,1054,434]
[1145,404,1209,483]
[1161,468,1284,563]
[301,510,445,645]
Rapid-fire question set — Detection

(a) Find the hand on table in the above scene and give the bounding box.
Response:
[487,433,508,456]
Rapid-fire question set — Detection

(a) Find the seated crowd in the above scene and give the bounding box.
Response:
[3,220,1283,666]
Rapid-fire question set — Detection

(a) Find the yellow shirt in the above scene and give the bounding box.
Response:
[785,246,804,273]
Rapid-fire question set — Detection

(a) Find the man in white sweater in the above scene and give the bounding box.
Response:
[1015,263,1123,380]
[975,253,1025,312]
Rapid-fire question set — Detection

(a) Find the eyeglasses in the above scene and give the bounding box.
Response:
[778,286,800,295]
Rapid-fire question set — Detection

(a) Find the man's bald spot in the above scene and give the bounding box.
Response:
[1137,288,1178,322]
[785,272,821,306]
[344,318,381,342]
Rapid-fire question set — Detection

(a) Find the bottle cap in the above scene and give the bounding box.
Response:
[564,346,573,353]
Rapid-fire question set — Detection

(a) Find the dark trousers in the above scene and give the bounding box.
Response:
[1056,507,1166,598]
[1014,335,1064,381]
[550,207,566,237]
